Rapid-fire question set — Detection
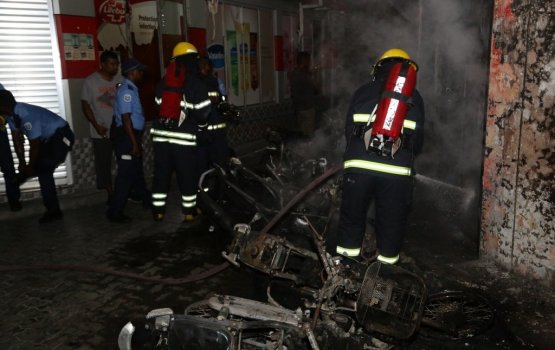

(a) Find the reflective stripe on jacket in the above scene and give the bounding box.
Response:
[151,128,196,146]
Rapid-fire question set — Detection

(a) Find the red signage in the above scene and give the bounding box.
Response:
[97,0,127,24]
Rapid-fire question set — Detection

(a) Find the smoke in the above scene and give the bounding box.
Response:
[293,0,492,238]
[302,0,491,187]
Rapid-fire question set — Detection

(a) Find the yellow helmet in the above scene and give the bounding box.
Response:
[373,48,418,74]
[172,42,198,59]
[378,48,411,62]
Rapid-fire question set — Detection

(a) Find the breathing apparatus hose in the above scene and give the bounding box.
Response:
[0,164,343,285]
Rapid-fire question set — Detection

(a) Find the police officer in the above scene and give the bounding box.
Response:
[151,42,212,222]
[0,83,21,212]
[0,89,74,223]
[336,48,425,265]
[106,58,150,222]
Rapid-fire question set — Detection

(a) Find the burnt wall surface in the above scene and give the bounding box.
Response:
[482,0,554,285]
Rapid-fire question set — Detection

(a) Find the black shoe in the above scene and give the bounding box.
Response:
[9,201,22,212]
[153,213,164,222]
[106,212,131,223]
[39,209,63,224]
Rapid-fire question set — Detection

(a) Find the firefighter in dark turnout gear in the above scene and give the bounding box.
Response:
[151,42,212,222]
[336,48,425,264]
[197,56,235,177]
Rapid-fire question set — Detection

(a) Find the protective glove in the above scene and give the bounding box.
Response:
[218,102,241,123]
[196,125,212,146]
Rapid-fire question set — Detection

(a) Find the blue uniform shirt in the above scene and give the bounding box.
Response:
[114,78,145,131]
[8,102,67,140]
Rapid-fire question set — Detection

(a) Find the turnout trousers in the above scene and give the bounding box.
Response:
[337,172,413,259]
[151,140,198,215]
[197,130,230,177]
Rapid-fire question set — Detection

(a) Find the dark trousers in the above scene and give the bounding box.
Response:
[109,132,148,216]
[197,132,230,176]
[37,124,74,211]
[92,137,113,190]
[0,128,20,206]
[152,141,198,215]
[337,172,413,258]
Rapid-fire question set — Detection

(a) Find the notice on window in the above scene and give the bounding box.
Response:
[63,33,95,61]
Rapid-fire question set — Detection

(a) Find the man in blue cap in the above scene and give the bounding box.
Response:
[106,58,150,222]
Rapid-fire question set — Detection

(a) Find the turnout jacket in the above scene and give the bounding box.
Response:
[343,72,425,177]
[151,60,212,147]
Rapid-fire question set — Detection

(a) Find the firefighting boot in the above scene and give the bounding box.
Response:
[182,208,202,222]
[153,213,165,222]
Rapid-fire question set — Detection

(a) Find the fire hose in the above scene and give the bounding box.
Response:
[0,165,342,284]
[260,164,342,235]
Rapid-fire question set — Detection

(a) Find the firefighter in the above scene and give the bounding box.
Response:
[197,56,237,177]
[336,48,425,265]
[151,42,212,222]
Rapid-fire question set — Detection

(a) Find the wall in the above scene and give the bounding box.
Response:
[481,0,554,286]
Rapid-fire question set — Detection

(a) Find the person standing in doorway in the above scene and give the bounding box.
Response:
[81,51,121,204]
[290,51,318,138]
[0,89,74,223]
[106,58,149,223]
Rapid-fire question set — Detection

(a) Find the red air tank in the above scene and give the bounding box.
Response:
[372,61,417,142]
[158,60,186,127]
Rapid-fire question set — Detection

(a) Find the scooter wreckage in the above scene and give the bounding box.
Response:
[118,141,494,349]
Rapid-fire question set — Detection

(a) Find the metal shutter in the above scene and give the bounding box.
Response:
[0,0,72,193]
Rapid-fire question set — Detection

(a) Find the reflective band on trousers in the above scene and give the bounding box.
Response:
[207,123,226,130]
[336,246,361,257]
[377,254,399,264]
[344,160,412,176]
[352,113,417,130]
[208,91,219,97]
[152,193,167,207]
[182,194,196,208]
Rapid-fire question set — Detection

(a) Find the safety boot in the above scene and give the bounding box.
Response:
[182,208,202,222]
[153,213,164,222]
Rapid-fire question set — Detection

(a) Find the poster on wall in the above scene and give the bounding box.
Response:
[224,5,259,106]
[129,0,158,45]
[62,33,95,61]
[95,0,128,51]
[55,15,99,78]
[95,0,158,50]
[206,3,226,96]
